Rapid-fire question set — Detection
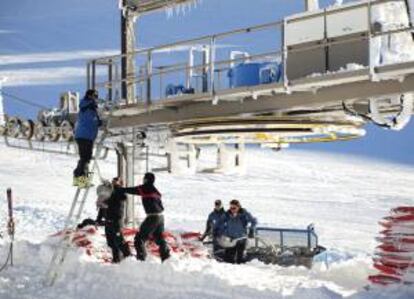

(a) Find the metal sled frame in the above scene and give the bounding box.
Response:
[253,225,320,252]
[246,225,324,268]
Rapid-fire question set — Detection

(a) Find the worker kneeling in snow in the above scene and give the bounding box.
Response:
[215,199,257,264]
[120,172,170,262]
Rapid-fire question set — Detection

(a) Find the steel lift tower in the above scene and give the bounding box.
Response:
[117,0,201,227]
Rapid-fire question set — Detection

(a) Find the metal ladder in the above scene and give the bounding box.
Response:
[44,131,108,286]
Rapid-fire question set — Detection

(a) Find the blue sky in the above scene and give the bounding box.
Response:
[1,0,414,165]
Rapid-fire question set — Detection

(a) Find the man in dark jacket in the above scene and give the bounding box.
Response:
[200,199,225,241]
[73,89,102,188]
[200,200,225,257]
[215,199,257,264]
[120,172,170,262]
[104,177,131,263]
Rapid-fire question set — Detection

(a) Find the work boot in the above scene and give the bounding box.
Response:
[134,233,148,261]
[161,252,170,262]
[78,176,93,188]
[73,176,80,187]
[112,250,121,264]
[160,246,171,262]
[121,242,131,258]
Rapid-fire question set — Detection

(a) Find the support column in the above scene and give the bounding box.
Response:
[116,142,136,227]
[216,143,229,172]
[216,142,245,173]
[202,47,209,93]
[125,143,135,227]
[186,144,197,170]
[121,3,136,104]
[167,139,179,174]
[234,142,245,170]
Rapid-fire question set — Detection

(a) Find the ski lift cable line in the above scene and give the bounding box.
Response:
[0,91,48,110]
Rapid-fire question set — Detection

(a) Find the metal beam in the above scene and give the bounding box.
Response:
[108,73,414,128]
[121,3,136,104]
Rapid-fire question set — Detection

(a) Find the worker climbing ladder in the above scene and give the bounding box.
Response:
[44,130,109,287]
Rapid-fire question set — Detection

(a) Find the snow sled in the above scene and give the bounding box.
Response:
[52,226,208,263]
[208,224,326,268]
[53,223,325,268]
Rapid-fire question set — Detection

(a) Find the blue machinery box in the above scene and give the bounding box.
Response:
[165,62,282,97]
[228,62,282,88]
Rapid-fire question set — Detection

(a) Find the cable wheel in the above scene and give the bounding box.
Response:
[0,124,6,136]
[47,121,61,142]
[34,122,46,141]
[6,117,22,138]
[21,119,35,140]
[60,120,74,142]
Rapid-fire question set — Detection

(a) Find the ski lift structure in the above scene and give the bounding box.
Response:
[0,0,413,223]
[85,0,414,228]
[3,0,413,168]
[1,0,413,224]
[86,0,414,173]
[40,0,414,285]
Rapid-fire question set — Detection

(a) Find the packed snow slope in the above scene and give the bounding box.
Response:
[1,143,414,298]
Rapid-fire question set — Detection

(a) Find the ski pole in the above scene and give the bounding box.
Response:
[7,188,14,266]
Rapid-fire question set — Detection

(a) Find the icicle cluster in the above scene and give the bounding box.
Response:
[165,0,202,18]
[369,206,414,285]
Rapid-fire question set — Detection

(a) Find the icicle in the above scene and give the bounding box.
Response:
[305,0,320,11]
[165,0,202,18]
[0,77,7,126]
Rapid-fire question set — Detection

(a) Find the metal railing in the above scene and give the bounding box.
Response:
[87,0,414,107]
[255,225,319,251]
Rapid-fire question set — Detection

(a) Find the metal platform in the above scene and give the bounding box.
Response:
[107,62,414,126]
[87,0,414,144]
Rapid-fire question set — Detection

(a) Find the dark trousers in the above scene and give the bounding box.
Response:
[212,238,222,257]
[224,239,247,264]
[134,215,170,261]
[96,208,106,225]
[74,138,93,177]
[105,220,131,263]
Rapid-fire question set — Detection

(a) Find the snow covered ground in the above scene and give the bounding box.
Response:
[1,142,414,298]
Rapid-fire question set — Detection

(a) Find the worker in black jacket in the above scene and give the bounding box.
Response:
[200,200,225,257]
[104,177,131,263]
[200,200,225,242]
[120,172,170,262]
